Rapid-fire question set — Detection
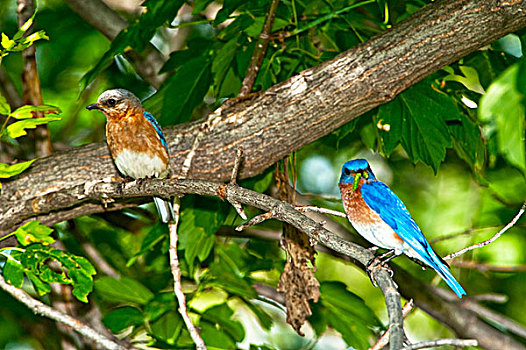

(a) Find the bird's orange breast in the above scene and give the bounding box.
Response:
[106,109,168,166]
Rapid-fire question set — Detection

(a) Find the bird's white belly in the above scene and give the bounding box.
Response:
[114,149,167,179]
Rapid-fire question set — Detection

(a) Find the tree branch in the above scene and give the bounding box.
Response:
[238,0,280,97]
[3,0,526,233]
[17,0,52,157]
[401,338,478,350]
[0,275,128,350]
[5,176,404,348]
[168,199,206,350]
[393,267,525,350]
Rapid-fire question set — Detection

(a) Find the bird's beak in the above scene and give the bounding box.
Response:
[352,172,362,191]
[86,103,101,111]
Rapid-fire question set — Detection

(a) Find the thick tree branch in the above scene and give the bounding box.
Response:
[3,0,525,232]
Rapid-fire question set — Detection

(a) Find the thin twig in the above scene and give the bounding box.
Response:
[238,0,280,97]
[230,146,243,185]
[0,275,127,350]
[370,299,414,350]
[236,211,274,231]
[295,205,347,218]
[17,0,53,157]
[401,338,478,350]
[464,293,508,304]
[444,201,526,260]
[228,147,247,220]
[234,205,347,231]
[167,124,207,349]
[449,259,526,272]
[168,199,206,350]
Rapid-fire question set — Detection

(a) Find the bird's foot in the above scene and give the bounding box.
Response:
[366,250,396,287]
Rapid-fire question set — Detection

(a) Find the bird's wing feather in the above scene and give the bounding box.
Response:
[143,111,168,150]
[360,181,433,261]
[361,180,466,298]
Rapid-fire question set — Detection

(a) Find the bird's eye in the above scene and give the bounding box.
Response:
[107,98,116,107]
[363,171,369,179]
[344,168,351,176]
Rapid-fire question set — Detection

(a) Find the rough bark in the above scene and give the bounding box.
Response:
[2,0,526,231]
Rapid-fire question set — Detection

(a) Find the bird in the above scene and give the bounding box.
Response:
[339,158,466,298]
[86,88,175,223]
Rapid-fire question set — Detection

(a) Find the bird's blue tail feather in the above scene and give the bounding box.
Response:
[426,251,466,298]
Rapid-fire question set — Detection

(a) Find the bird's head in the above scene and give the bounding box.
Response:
[86,89,142,119]
[339,158,376,191]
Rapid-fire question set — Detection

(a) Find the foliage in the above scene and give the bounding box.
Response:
[1,222,96,302]
[0,0,525,349]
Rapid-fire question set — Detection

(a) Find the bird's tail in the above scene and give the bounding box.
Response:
[153,197,175,223]
[427,249,466,298]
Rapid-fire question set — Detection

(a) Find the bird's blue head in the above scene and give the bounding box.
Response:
[339,159,376,191]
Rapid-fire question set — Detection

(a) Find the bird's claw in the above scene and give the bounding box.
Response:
[366,251,395,287]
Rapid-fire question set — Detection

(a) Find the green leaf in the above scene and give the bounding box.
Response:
[244,300,273,330]
[377,79,461,172]
[102,307,144,333]
[16,13,35,38]
[448,113,485,172]
[205,243,258,299]
[178,196,229,270]
[442,65,485,94]
[320,281,383,349]
[479,63,526,172]
[1,33,15,51]
[0,159,36,179]
[144,293,177,322]
[212,37,241,96]
[10,105,61,119]
[6,116,62,138]
[3,258,24,288]
[200,322,236,349]
[15,30,49,51]
[127,223,167,267]
[13,221,55,246]
[0,94,11,115]
[150,311,184,344]
[160,38,212,74]
[81,0,184,89]
[95,276,154,305]
[201,304,245,342]
[214,0,245,25]
[18,244,96,302]
[159,56,211,124]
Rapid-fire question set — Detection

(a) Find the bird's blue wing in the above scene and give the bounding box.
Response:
[361,180,466,298]
[360,181,433,261]
[143,111,168,150]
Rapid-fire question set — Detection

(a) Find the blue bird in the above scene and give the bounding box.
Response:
[339,159,466,298]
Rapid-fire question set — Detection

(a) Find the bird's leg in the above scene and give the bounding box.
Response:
[366,249,396,286]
